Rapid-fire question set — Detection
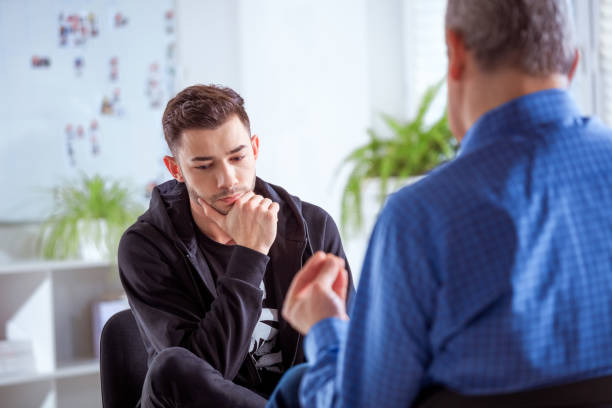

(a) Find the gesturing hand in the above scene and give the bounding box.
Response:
[282,251,349,335]
[198,192,280,255]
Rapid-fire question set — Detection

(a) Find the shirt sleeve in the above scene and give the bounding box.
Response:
[298,194,438,407]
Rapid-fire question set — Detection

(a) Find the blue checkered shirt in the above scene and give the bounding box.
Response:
[299,89,612,407]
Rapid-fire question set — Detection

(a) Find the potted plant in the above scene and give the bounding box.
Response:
[39,174,143,261]
[339,79,457,235]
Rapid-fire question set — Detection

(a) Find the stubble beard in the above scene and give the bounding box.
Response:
[185,175,257,216]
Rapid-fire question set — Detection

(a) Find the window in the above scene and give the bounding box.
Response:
[599,0,612,125]
[402,0,448,122]
[573,0,612,125]
[401,1,612,126]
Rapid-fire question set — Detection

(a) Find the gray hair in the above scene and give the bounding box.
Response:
[445,0,576,75]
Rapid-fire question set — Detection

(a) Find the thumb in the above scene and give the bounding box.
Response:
[311,279,349,321]
[197,197,226,228]
[314,256,345,289]
[332,268,348,302]
[285,252,327,301]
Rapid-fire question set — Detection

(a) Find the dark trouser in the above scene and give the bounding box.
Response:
[141,347,267,408]
[267,364,612,408]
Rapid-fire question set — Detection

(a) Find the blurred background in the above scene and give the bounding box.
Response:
[0,0,610,406]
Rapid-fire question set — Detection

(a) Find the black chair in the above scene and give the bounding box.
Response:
[100,309,148,408]
[414,376,612,408]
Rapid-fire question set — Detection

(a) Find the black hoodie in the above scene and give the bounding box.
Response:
[118,177,354,397]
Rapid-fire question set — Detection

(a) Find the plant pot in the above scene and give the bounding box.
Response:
[77,219,110,261]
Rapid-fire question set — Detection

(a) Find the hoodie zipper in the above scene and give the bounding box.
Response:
[185,247,262,386]
[180,248,202,301]
[288,233,313,367]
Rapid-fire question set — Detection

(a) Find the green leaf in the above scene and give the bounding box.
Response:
[39,174,144,261]
[338,77,457,237]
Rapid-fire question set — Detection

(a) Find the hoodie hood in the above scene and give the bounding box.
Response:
[140,177,310,258]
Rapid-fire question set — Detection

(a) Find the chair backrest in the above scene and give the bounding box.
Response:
[415,375,612,408]
[100,309,148,408]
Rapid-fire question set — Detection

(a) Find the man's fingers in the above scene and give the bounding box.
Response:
[246,194,264,209]
[332,268,349,301]
[236,191,255,206]
[313,255,345,289]
[287,251,327,297]
[284,276,349,334]
[197,197,226,227]
[260,198,273,211]
[285,251,327,301]
[266,201,280,222]
[261,198,278,222]
[285,253,344,314]
[270,202,280,215]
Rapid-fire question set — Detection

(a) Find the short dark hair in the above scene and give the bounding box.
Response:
[162,84,251,153]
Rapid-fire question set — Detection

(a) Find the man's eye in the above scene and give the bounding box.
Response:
[231,155,245,162]
[195,164,211,170]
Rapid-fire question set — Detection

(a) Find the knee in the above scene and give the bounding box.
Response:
[147,347,224,396]
[148,347,195,382]
[142,347,198,406]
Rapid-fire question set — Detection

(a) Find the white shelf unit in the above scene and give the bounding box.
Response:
[0,260,124,408]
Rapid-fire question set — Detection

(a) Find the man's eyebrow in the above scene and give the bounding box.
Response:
[229,145,246,154]
[191,155,213,162]
[190,145,246,162]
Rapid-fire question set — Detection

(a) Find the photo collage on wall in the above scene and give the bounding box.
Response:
[0,0,178,221]
[55,5,176,174]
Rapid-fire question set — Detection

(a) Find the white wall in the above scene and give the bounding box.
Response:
[175,0,242,91]
[367,0,406,129]
[174,0,407,276]
[237,0,369,221]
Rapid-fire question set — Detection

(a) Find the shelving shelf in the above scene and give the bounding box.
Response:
[0,260,111,275]
[0,260,124,408]
[0,360,99,387]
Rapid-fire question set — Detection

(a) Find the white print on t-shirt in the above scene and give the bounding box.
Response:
[249,281,283,373]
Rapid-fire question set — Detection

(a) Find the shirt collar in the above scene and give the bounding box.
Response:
[458,89,582,156]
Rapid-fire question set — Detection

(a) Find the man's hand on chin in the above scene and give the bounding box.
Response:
[282,251,350,335]
[197,192,279,255]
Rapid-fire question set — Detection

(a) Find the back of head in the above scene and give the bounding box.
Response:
[445,0,576,75]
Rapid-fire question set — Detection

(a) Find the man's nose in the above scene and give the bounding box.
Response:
[216,162,238,190]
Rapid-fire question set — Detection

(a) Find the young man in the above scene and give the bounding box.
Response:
[269,1,612,407]
[118,85,353,408]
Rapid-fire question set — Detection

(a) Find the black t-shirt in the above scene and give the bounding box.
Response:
[194,223,284,393]
[194,225,233,283]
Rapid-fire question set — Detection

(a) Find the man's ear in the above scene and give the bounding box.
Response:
[250,134,260,160]
[567,48,580,84]
[163,155,184,182]
[446,29,467,81]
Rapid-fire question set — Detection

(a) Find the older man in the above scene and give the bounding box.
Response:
[268,1,612,407]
